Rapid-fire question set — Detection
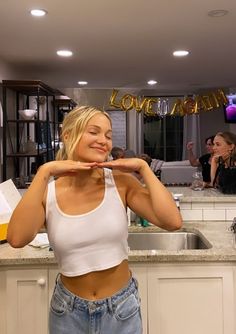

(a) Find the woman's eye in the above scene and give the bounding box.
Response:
[89,131,97,135]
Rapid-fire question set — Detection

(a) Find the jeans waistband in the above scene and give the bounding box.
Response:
[54,274,138,313]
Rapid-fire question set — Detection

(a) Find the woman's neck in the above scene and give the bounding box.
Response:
[65,168,104,188]
[221,155,231,167]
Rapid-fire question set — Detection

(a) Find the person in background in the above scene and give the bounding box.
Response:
[123,149,136,158]
[7,106,182,334]
[138,153,152,166]
[211,131,236,193]
[110,146,124,160]
[186,135,215,184]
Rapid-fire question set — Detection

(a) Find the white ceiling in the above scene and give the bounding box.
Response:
[0,0,236,94]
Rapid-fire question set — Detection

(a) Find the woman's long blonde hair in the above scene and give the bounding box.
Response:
[56,106,111,161]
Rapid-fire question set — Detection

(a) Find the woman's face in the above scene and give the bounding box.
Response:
[205,139,214,154]
[213,135,234,159]
[75,113,112,162]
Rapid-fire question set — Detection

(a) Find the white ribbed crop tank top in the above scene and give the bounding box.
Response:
[46,168,128,276]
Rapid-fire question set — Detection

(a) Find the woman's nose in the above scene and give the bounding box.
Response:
[97,133,107,144]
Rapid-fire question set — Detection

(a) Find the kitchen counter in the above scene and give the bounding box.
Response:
[0,221,235,266]
[168,187,236,222]
[168,186,236,202]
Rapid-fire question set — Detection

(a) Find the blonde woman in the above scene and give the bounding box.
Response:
[7,106,182,334]
[211,131,236,193]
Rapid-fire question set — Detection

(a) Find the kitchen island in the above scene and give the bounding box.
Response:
[0,220,236,334]
[0,221,235,265]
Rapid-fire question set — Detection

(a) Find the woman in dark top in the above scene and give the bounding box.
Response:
[211,132,236,194]
[186,135,215,183]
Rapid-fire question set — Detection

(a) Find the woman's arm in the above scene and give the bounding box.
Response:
[210,155,219,187]
[7,165,51,248]
[98,158,182,231]
[7,160,96,248]
[186,142,200,167]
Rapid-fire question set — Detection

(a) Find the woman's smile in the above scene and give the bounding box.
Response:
[91,146,107,153]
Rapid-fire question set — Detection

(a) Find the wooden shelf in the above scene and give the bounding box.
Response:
[7,119,48,123]
[6,149,52,158]
[2,80,56,96]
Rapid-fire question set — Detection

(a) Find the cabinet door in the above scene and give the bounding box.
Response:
[6,269,48,334]
[148,265,235,334]
[48,267,59,305]
[130,264,148,334]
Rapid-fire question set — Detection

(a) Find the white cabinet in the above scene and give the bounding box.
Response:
[5,269,48,334]
[0,271,7,334]
[1,264,235,334]
[147,265,235,334]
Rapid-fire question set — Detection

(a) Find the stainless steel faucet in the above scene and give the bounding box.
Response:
[230,217,236,233]
[173,195,180,210]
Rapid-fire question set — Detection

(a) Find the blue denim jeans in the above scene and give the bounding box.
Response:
[49,275,142,334]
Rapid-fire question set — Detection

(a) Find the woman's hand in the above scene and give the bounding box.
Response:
[97,158,148,174]
[40,160,98,178]
[186,141,194,150]
[212,154,220,163]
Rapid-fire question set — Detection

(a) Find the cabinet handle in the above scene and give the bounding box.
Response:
[37,278,46,287]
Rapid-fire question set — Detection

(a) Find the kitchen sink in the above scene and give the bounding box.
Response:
[128,231,212,251]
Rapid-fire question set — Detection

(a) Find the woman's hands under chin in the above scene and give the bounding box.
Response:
[96,158,148,174]
[40,160,98,178]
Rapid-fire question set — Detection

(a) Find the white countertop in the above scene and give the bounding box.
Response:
[0,221,236,266]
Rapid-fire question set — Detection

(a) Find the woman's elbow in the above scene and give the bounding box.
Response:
[165,214,183,231]
[154,213,183,231]
[7,232,28,248]
[167,220,182,231]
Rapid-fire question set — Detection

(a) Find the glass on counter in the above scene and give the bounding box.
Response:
[191,171,204,191]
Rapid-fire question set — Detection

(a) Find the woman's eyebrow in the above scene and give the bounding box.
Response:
[88,125,112,133]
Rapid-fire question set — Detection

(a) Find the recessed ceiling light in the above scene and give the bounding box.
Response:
[147,80,157,85]
[173,50,189,57]
[57,50,73,57]
[78,81,88,85]
[30,9,47,17]
[208,9,228,17]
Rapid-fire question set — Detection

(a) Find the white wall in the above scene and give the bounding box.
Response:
[199,107,229,151]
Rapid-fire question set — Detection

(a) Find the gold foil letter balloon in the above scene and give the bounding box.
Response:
[202,96,213,111]
[145,98,158,116]
[170,99,185,116]
[183,97,195,115]
[134,96,148,113]
[109,89,121,109]
[194,95,208,114]
[121,94,135,111]
[215,89,228,106]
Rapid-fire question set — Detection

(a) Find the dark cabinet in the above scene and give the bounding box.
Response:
[2,80,56,185]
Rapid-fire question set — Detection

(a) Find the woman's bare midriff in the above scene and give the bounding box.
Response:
[61,259,131,300]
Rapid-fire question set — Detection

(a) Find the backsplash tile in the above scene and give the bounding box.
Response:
[203,209,225,221]
[180,209,203,221]
[226,210,236,221]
